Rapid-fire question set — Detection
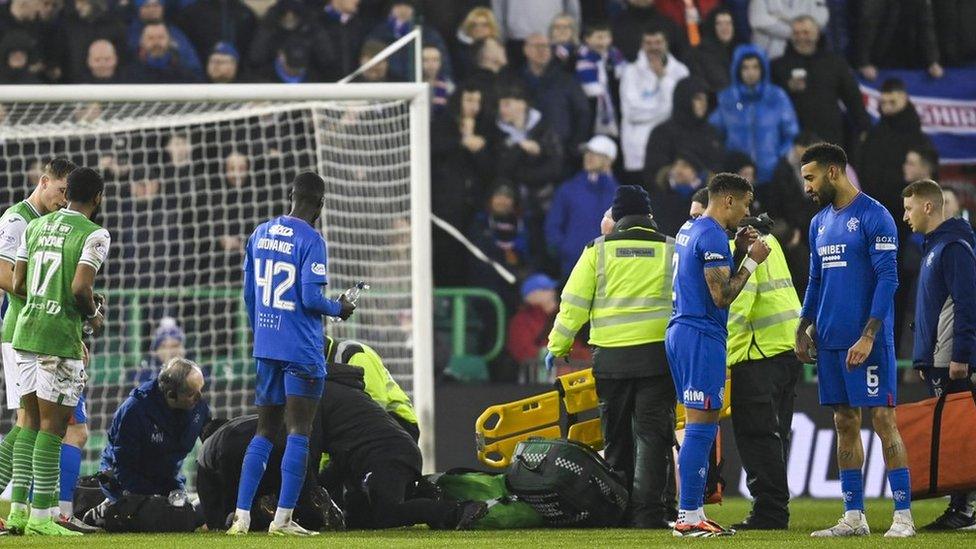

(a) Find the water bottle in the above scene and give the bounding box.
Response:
[331,281,369,323]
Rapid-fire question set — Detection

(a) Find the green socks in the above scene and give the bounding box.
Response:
[0,425,22,492]
[31,430,63,513]
[10,427,37,505]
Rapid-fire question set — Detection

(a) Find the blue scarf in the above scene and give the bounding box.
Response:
[275,58,306,84]
[574,45,624,136]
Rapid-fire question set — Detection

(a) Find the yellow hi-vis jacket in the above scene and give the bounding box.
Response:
[726,234,801,365]
[547,220,675,356]
[326,336,418,426]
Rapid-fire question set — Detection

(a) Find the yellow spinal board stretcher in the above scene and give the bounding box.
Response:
[475,368,732,468]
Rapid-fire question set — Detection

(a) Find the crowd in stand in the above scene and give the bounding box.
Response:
[0,0,974,381]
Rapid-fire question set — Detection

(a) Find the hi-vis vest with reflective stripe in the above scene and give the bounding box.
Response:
[726,234,801,365]
[547,225,674,355]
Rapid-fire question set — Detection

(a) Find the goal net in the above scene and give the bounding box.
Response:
[0,84,434,485]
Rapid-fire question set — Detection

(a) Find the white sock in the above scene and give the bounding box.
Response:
[273,507,293,526]
[844,510,864,523]
[894,509,913,522]
[234,508,251,528]
[30,506,53,520]
[678,508,704,525]
[10,502,28,513]
[59,500,73,518]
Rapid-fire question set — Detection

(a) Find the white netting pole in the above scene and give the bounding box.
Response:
[409,88,434,471]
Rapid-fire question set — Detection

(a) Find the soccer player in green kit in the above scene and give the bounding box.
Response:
[6,168,108,536]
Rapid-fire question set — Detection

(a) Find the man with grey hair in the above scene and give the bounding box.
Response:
[85,358,210,528]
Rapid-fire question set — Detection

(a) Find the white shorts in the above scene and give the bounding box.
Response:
[2,342,20,410]
[18,351,87,407]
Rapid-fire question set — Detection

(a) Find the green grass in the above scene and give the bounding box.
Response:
[0,498,962,547]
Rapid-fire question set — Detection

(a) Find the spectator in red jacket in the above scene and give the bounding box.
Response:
[506,273,591,376]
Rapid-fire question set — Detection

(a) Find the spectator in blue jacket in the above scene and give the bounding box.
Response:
[903,179,976,531]
[127,0,203,79]
[99,358,210,502]
[365,0,452,82]
[709,44,798,186]
[545,135,619,278]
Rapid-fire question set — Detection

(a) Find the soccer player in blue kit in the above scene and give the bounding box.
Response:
[228,172,356,536]
[794,143,915,538]
[668,173,771,537]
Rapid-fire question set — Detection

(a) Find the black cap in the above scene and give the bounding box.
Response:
[612,185,652,221]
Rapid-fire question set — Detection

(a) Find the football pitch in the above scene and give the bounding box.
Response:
[1,498,965,547]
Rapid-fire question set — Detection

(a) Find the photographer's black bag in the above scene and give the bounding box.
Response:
[102,494,197,533]
[505,438,628,527]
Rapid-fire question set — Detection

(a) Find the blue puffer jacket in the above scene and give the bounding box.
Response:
[913,218,976,369]
[709,44,799,184]
[101,379,210,497]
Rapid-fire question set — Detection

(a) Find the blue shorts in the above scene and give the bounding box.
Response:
[817,343,897,407]
[69,393,87,425]
[665,323,727,411]
[255,358,325,406]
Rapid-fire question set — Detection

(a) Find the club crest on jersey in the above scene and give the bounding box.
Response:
[926,252,935,267]
[268,224,294,237]
[311,263,326,276]
[846,217,860,232]
[703,252,725,261]
[817,226,825,235]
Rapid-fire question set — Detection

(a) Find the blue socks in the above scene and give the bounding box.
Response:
[887,467,911,511]
[840,468,864,512]
[236,435,273,511]
[678,422,718,511]
[279,434,309,510]
[59,443,83,506]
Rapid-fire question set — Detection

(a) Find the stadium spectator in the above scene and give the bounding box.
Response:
[0,30,42,84]
[545,135,619,278]
[319,0,369,81]
[710,44,798,185]
[366,0,452,82]
[462,37,510,118]
[574,22,624,137]
[619,28,689,177]
[452,6,500,81]
[760,130,822,294]
[118,172,182,292]
[61,0,127,83]
[857,78,935,220]
[903,145,940,184]
[430,83,493,286]
[491,0,580,68]
[655,0,721,46]
[856,0,943,80]
[611,0,688,62]
[942,187,961,219]
[422,46,454,113]
[688,7,739,93]
[81,38,125,83]
[823,0,853,55]
[354,39,389,82]
[130,317,187,384]
[517,33,591,161]
[254,39,322,83]
[748,0,827,59]
[206,41,242,83]
[247,0,335,79]
[932,0,976,67]
[643,76,725,185]
[0,0,63,81]
[646,151,706,236]
[506,273,560,369]
[127,0,203,79]
[771,15,869,148]
[548,12,579,71]
[175,0,256,67]
[723,150,758,184]
[126,22,203,83]
[467,182,532,315]
[491,84,564,226]
[88,359,210,526]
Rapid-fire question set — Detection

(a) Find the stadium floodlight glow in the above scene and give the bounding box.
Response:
[0,83,435,477]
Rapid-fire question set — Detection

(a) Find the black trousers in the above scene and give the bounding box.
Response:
[595,374,677,527]
[730,352,802,525]
[351,462,459,530]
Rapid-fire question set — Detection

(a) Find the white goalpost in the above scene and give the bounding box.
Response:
[0,83,436,479]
